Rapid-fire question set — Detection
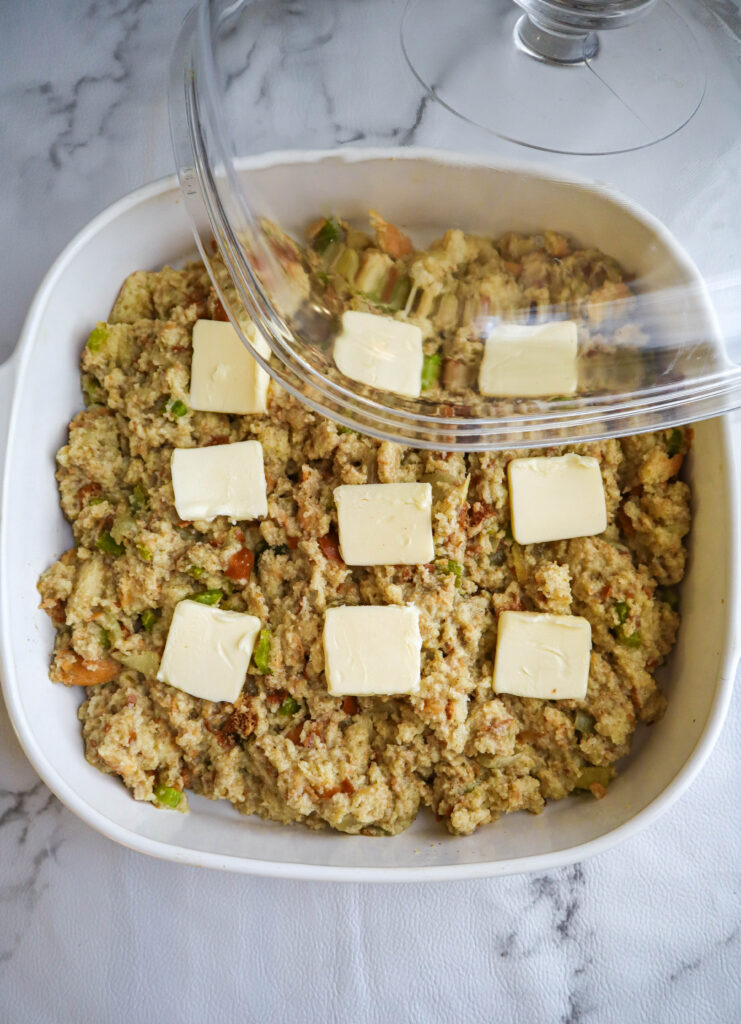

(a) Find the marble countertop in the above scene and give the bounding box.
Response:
[1,2,740,1021]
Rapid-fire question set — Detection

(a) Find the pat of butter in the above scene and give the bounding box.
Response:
[324,605,422,696]
[478,321,578,397]
[508,453,606,544]
[334,482,433,565]
[190,319,271,415]
[334,310,423,399]
[157,600,261,703]
[493,611,591,701]
[171,440,267,523]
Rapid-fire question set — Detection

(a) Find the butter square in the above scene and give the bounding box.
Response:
[508,453,606,544]
[493,611,591,701]
[334,310,423,399]
[171,440,267,523]
[323,605,422,696]
[190,318,271,414]
[157,601,261,703]
[334,482,433,565]
[478,321,578,397]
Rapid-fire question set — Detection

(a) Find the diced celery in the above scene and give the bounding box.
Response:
[86,325,109,352]
[421,352,442,390]
[96,531,124,557]
[614,600,629,624]
[188,589,223,606]
[438,560,463,587]
[129,483,148,513]
[667,428,683,457]
[119,651,160,678]
[253,629,272,674]
[140,609,158,631]
[312,217,342,253]
[168,398,188,418]
[574,710,596,734]
[321,240,344,269]
[278,696,300,716]
[153,785,182,809]
[82,375,103,406]
[335,246,360,284]
[615,625,642,648]
[101,618,122,648]
[388,274,412,311]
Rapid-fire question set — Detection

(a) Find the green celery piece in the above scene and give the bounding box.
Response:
[574,710,596,734]
[96,531,125,557]
[82,376,103,406]
[168,398,188,418]
[614,600,629,625]
[421,352,442,390]
[86,326,109,352]
[129,483,149,513]
[153,785,181,809]
[278,696,300,716]
[438,560,463,587]
[120,652,160,678]
[615,625,642,648]
[666,428,683,457]
[188,589,223,606]
[140,609,158,631]
[388,274,412,311]
[321,240,344,269]
[312,217,342,254]
[335,247,359,284]
[253,629,272,674]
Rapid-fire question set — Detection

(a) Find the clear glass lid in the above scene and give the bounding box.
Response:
[169,0,741,450]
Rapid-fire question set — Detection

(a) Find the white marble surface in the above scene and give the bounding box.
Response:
[1,1,741,1021]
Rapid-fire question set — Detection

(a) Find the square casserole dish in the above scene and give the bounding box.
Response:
[1,153,739,880]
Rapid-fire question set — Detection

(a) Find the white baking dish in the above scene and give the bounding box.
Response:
[1,155,739,880]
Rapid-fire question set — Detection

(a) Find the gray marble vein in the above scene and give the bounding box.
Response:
[1,1,740,1022]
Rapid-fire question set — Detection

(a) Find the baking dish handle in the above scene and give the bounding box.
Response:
[0,350,18,498]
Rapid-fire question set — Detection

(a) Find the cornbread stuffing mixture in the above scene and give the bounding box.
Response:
[37,221,692,835]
